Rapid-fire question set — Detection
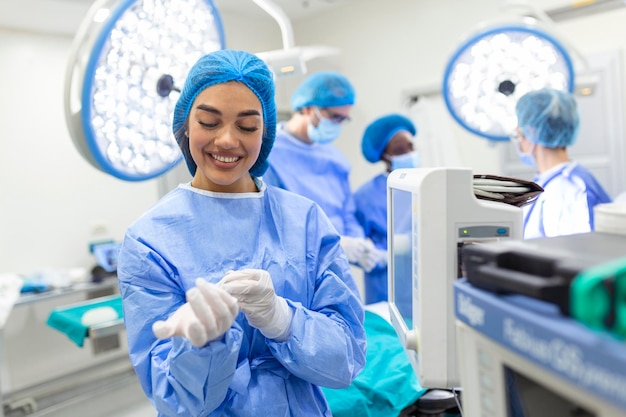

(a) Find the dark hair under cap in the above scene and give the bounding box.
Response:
[172,49,277,177]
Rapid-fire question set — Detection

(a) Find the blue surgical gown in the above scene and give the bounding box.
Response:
[263,123,364,238]
[354,173,388,304]
[523,161,612,239]
[116,181,366,417]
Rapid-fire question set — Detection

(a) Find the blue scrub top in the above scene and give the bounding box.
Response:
[263,124,364,238]
[523,161,612,239]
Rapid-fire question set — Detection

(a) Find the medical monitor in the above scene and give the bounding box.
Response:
[387,167,523,389]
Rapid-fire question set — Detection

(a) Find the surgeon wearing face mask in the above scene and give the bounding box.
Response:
[353,114,418,304]
[264,72,381,275]
[512,88,612,239]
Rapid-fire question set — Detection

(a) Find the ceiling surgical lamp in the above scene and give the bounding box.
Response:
[64,0,225,181]
[442,18,575,142]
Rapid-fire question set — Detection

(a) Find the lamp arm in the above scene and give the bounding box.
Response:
[251,0,295,50]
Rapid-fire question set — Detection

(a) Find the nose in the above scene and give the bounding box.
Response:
[214,126,238,149]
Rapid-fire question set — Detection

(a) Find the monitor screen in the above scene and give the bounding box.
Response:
[505,366,596,417]
[389,187,414,329]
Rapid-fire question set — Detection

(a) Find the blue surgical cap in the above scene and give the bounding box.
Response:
[290,71,355,111]
[515,88,579,148]
[172,49,276,177]
[361,114,417,163]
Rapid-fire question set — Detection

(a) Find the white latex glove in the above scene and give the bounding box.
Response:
[340,236,368,264]
[220,269,293,341]
[152,278,239,347]
[357,239,379,273]
[374,248,388,268]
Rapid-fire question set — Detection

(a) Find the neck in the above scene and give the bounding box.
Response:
[535,146,570,173]
[285,114,312,144]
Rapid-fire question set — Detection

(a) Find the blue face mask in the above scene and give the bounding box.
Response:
[514,141,536,168]
[389,151,420,170]
[307,117,342,144]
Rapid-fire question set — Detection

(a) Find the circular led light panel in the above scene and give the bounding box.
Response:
[65,0,225,181]
[442,22,574,142]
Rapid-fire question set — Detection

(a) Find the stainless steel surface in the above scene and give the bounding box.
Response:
[0,278,138,416]
[15,279,118,306]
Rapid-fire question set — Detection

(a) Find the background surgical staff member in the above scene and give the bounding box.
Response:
[116,50,366,417]
[512,88,612,239]
[263,71,381,274]
[354,114,418,304]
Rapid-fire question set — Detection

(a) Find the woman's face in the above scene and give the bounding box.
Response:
[381,130,415,169]
[384,130,414,157]
[187,81,264,193]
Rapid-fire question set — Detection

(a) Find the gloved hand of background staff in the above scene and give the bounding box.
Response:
[220,269,293,341]
[373,249,388,268]
[357,239,386,273]
[152,279,239,347]
[340,236,383,273]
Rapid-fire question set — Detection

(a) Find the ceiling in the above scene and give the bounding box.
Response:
[215,0,352,19]
[0,0,351,36]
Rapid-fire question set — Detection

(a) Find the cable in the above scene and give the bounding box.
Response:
[453,387,464,417]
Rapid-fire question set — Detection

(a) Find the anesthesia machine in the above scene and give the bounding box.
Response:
[456,232,626,416]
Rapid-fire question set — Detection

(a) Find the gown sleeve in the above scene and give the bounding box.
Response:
[117,233,244,417]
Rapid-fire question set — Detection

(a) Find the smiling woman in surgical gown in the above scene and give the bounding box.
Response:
[116,50,366,417]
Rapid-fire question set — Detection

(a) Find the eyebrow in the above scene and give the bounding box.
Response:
[195,104,261,118]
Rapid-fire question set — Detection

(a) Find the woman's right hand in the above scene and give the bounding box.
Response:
[152,279,239,347]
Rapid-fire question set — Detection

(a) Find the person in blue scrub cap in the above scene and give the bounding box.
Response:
[512,87,612,239]
[116,50,366,417]
[354,114,418,304]
[263,71,381,275]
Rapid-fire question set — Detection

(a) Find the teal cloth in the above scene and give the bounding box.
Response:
[322,311,427,416]
[46,295,123,347]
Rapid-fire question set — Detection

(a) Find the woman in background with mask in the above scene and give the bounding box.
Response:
[512,88,612,239]
[264,71,382,275]
[354,113,418,304]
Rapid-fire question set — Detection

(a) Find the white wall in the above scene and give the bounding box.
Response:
[289,0,626,191]
[291,0,508,187]
[3,0,626,276]
[0,10,280,276]
[0,29,158,275]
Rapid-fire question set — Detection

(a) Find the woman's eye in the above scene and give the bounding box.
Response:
[239,125,259,133]
[198,120,218,128]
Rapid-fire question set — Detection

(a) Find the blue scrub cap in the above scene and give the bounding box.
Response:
[172,49,276,177]
[515,88,579,148]
[290,71,355,111]
[361,114,416,163]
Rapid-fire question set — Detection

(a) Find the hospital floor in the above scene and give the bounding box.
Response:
[111,400,155,417]
[102,376,156,417]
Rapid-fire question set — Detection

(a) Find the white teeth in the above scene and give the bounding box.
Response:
[212,154,239,163]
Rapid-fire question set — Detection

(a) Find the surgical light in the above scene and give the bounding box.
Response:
[64,0,225,181]
[442,20,574,142]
